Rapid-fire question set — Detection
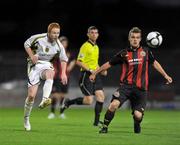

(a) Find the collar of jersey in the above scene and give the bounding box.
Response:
[128,46,141,52]
[87,40,96,46]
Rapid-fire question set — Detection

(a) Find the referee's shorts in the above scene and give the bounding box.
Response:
[79,71,103,96]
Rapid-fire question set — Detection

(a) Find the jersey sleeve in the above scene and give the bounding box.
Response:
[24,33,46,49]
[109,50,126,66]
[77,43,87,62]
[148,50,155,64]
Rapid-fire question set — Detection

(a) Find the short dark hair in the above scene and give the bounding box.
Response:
[87,26,98,33]
[128,27,141,37]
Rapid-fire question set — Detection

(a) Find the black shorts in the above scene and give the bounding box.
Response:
[52,78,69,94]
[112,84,147,113]
[79,71,103,96]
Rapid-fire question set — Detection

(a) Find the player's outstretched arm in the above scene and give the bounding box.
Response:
[153,60,173,84]
[89,62,111,81]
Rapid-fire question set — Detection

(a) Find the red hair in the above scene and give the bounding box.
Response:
[47,22,60,33]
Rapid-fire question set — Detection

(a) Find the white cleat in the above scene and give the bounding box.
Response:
[59,113,66,119]
[48,113,55,119]
[24,117,31,131]
[38,98,52,109]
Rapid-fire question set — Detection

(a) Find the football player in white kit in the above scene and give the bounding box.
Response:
[23,22,68,131]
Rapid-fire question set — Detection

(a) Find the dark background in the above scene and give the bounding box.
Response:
[1,0,180,50]
[0,0,180,108]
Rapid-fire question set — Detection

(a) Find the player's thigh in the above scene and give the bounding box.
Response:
[27,85,39,99]
[41,69,55,80]
[111,85,130,108]
[94,74,103,92]
[60,83,69,94]
[130,88,147,114]
[28,67,41,87]
[79,71,94,96]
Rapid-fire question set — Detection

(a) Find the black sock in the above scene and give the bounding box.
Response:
[51,97,57,113]
[103,109,115,127]
[94,101,103,125]
[59,97,65,114]
[133,116,143,133]
[60,97,65,106]
[68,97,83,106]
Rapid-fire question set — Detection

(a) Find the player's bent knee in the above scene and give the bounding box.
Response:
[27,95,35,102]
[95,90,105,102]
[96,96,105,102]
[134,111,143,121]
[109,101,119,112]
[44,70,55,79]
[83,96,93,105]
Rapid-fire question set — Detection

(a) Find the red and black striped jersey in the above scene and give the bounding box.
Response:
[53,58,62,79]
[109,46,155,91]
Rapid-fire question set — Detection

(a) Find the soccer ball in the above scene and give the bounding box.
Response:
[146,31,163,48]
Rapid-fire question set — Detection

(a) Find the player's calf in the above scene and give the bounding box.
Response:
[133,112,143,134]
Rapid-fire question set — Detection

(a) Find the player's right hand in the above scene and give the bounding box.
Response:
[121,50,128,58]
[30,55,38,64]
[165,75,173,84]
[100,70,107,76]
[89,74,96,82]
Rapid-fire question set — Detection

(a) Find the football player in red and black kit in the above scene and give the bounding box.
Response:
[48,36,76,119]
[90,27,172,133]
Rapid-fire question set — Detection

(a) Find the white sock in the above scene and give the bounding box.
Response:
[43,79,53,99]
[24,98,34,118]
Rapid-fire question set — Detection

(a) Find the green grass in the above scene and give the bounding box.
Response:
[0,108,180,145]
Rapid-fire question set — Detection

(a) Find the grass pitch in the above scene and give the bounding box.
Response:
[0,108,180,145]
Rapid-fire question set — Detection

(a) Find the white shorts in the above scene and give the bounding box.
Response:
[27,61,54,87]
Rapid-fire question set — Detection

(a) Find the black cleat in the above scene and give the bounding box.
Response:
[60,99,70,113]
[99,127,108,133]
[134,122,141,133]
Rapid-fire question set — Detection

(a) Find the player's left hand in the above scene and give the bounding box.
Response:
[165,75,173,84]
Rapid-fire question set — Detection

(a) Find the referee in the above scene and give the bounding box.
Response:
[90,27,172,133]
[61,26,107,126]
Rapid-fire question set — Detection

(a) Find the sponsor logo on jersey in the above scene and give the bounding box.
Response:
[45,47,49,52]
[79,53,84,58]
[140,51,146,57]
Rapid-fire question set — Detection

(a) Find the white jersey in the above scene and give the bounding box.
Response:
[24,33,68,87]
[24,33,68,63]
